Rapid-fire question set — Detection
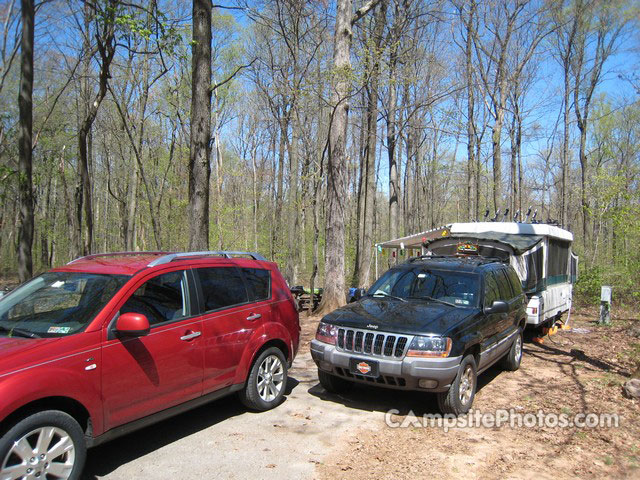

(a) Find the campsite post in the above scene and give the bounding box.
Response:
[599,286,612,325]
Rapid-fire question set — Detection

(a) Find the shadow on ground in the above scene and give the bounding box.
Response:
[82,378,302,479]
[306,364,504,417]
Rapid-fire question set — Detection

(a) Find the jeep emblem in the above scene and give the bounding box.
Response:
[366,324,378,329]
[357,362,371,374]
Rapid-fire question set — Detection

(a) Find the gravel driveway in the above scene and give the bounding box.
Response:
[82,350,387,479]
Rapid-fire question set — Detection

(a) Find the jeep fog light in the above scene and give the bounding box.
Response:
[418,379,438,389]
[406,336,452,358]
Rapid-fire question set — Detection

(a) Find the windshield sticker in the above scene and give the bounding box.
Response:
[454,299,470,305]
[51,281,64,288]
[47,326,71,334]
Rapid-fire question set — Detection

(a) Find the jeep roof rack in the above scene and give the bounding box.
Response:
[147,251,267,267]
[407,254,505,265]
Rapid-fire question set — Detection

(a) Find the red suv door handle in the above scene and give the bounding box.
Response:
[180,331,201,341]
[246,313,262,321]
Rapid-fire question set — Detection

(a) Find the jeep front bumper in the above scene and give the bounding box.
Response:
[310,339,461,393]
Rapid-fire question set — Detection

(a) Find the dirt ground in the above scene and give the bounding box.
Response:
[309,307,640,480]
[1,277,638,478]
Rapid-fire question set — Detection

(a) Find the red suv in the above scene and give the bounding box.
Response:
[0,251,299,479]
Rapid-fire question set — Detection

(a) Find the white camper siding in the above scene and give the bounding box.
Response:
[527,284,573,325]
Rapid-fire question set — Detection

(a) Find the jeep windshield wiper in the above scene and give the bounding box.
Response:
[369,292,407,302]
[407,296,459,308]
[0,325,41,338]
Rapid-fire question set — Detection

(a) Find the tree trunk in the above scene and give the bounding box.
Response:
[387,35,399,239]
[286,114,300,285]
[188,0,212,251]
[357,0,386,288]
[561,64,571,227]
[463,0,476,220]
[76,1,117,257]
[17,0,34,282]
[317,0,355,314]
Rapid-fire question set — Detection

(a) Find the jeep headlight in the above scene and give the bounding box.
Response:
[406,336,452,358]
[315,321,338,345]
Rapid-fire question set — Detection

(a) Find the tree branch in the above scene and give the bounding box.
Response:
[210,58,256,93]
[351,0,381,26]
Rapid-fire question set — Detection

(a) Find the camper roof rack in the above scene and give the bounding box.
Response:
[147,251,267,267]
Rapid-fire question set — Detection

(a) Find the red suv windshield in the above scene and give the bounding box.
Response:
[0,272,129,338]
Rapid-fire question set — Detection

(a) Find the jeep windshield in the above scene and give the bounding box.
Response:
[367,267,480,307]
[0,272,129,338]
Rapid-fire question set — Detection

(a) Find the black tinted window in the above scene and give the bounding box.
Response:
[121,271,189,326]
[368,267,480,307]
[241,268,271,301]
[495,269,515,300]
[484,272,500,307]
[196,267,248,311]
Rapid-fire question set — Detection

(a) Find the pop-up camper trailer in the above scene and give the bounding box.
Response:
[375,222,578,327]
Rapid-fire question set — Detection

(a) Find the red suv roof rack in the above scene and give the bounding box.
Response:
[67,252,166,265]
[147,251,267,267]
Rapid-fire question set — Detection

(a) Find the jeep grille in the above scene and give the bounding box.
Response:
[337,328,410,358]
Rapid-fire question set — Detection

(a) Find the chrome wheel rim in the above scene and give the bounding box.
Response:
[514,335,522,363]
[257,354,285,403]
[458,365,475,406]
[1,426,75,480]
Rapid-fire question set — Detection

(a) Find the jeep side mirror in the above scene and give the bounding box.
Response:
[115,312,150,337]
[485,300,509,315]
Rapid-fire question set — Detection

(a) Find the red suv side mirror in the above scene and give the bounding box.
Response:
[115,312,150,337]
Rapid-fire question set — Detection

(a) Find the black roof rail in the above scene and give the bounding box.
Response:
[148,251,267,267]
[407,254,506,265]
[407,254,453,263]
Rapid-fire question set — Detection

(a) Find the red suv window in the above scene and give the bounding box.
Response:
[195,267,248,312]
[120,270,190,326]
[240,268,271,301]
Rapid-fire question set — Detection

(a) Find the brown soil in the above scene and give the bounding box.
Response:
[301,307,640,480]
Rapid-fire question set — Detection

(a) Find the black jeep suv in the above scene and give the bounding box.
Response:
[311,256,526,414]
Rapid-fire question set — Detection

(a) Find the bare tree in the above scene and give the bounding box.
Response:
[353,0,387,287]
[571,0,626,242]
[318,0,379,314]
[17,0,34,281]
[189,0,212,250]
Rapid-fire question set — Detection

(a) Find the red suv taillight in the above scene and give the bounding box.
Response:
[315,321,338,345]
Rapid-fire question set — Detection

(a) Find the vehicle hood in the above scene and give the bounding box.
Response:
[0,336,61,376]
[322,297,478,336]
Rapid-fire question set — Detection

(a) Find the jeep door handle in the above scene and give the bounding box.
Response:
[180,331,201,341]
[246,313,262,321]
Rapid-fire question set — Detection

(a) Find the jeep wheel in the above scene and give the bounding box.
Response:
[317,369,354,394]
[437,355,477,415]
[0,410,86,480]
[240,347,288,411]
[501,329,523,371]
